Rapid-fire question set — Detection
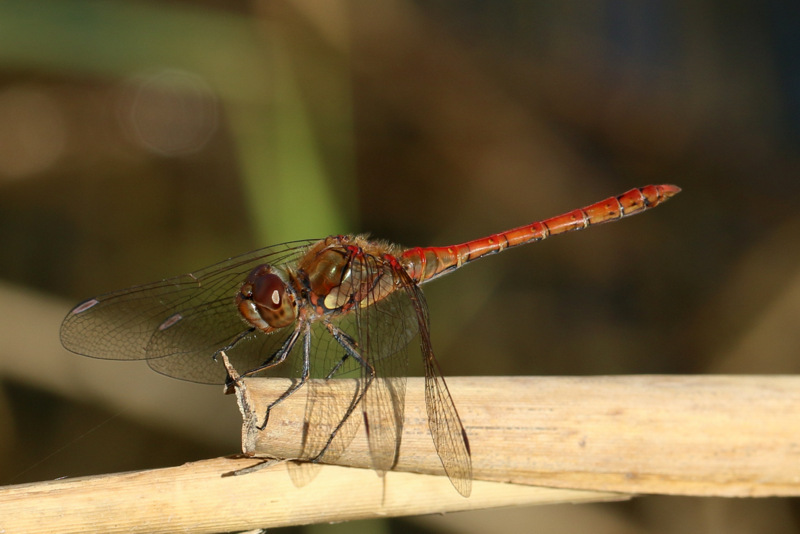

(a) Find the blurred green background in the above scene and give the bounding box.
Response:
[1,1,799,533]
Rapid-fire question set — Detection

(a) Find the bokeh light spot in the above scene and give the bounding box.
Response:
[117,70,219,156]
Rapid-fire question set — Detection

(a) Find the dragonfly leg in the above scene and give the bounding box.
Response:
[221,325,298,395]
[256,325,312,430]
[310,322,375,462]
[324,353,350,379]
[233,323,308,431]
[215,327,255,362]
[323,330,359,379]
[244,326,301,376]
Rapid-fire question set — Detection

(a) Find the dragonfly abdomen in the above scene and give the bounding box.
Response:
[402,184,680,284]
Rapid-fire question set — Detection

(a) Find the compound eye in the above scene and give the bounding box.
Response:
[251,273,286,311]
[238,265,296,329]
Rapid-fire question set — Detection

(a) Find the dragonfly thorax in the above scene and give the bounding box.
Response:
[236,264,297,331]
[292,238,353,312]
[298,236,393,314]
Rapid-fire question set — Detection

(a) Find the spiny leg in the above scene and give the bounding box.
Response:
[324,330,358,379]
[222,324,298,392]
[245,326,302,376]
[215,327,256,388]
[311,322,375,462]
[255,324,313,430]
[222,323,308,431]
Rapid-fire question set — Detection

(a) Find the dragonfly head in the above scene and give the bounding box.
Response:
[237,265,297,331]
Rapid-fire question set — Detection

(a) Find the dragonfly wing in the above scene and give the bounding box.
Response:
[354,264,413,473]
[60,240,316,383]
[147,326,299,384]
[399,268,473,497]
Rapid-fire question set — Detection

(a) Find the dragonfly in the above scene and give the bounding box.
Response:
[61,184,680,497]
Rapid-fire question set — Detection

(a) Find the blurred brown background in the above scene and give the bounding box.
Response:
[1,1,799,533]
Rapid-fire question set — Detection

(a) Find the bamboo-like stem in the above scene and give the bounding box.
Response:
[2,374,799,533]
[238,375,800,497]
[0,457,622,533]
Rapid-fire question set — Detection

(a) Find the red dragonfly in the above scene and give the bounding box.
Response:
[61,184,680,496]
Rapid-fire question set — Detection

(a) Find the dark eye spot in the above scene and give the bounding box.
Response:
[252,273,285,310]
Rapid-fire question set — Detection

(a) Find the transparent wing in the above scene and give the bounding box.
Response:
[147,325,299,384]
[398,266,473,497]
[355,261,412,473]
[286,375,362,487]
[60,240,317,384]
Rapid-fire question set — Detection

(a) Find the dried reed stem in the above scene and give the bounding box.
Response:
[2,374,798,533]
